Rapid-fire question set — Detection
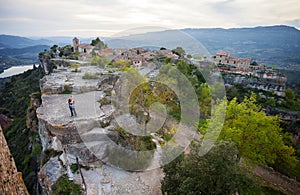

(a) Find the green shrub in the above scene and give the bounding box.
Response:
[98,97,111,106]
[70,164,78,174]
[52,175,82,195]
[82,72,100,79]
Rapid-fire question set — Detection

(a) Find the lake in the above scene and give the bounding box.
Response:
[0,65,34,78]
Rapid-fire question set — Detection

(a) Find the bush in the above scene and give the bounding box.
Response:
[98,97,111,106]
[90,55,110,67]
[82,72,100,79]
[70,63,80,72]
[52,175,82,195]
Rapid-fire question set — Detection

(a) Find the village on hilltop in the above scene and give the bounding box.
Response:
[212,51,287,96]
[72,37,179,68]
[41,37,287,97]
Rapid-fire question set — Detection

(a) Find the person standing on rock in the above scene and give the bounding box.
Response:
[68,95,77,117]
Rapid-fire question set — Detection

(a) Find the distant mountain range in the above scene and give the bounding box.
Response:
[0,44,50,72]
[0,45,49,56]
[0,25,300,72]
[0,35,52,49]
[0,35,94,49]
[183,25,300,67]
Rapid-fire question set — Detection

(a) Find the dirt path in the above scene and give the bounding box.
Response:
[254,166,300,194]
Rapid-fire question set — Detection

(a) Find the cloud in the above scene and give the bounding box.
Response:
[286,19,300,28]
[0,17,34,22]
[0,0,299,36]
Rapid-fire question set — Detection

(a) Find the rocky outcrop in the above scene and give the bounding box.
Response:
[38,53,91,75]
[38,54,53,75]
[36,64,163,194]
[38,157,64,194]
[39,66,101,95]
[0,114,11,129]
[0,126,29,194]
[26,92,41,132]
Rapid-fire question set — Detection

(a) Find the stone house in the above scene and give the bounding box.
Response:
[72,37,94,54]
[98,48,113,55]
[214,51,230,64]
[78,44,94,54]
[213,51,252,71]
[132,58,143,68]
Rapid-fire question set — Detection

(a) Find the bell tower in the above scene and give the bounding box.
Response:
[73,37,79,52]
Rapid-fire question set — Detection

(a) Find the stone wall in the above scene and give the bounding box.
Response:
[0,126,29,194]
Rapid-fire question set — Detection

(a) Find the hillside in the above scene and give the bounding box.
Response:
[0,35,51,48]
[0,45,49,71]
[0,35,93,49]
[0,68,43,194]
[0,45,49,56]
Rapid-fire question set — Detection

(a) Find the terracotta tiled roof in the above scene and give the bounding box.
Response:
[216,51,229,56]
[239,58,252,63]
[78,44,93,48]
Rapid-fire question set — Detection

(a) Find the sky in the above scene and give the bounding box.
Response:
[0,0,300,37]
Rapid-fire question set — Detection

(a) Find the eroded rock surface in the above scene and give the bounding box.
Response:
[37,64,163,194]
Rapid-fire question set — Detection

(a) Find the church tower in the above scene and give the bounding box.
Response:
[73,37,79,52]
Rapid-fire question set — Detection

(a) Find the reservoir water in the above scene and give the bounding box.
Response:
[0,65,34,78]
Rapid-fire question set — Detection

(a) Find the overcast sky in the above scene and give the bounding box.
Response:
[0,0,299,37]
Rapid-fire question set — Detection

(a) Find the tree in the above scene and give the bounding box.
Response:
[50,44,58,53]
[172,47,185,58]
[58,45,73,57]
[266,98,276,107]
[198,83,211,117]
[162,141,253,195]
[176,60,191,76]
[90,55,110,67]
[285,88,295,107]
[219,95,297,167]
[91,37,107,50]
